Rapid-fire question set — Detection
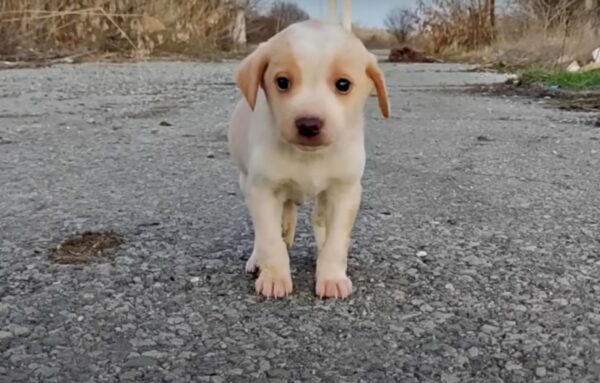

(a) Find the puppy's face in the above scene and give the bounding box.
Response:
[235,20,389,150]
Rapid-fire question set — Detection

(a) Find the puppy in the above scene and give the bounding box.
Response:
[228,19,389,299]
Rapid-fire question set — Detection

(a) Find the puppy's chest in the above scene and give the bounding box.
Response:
[250,139,365,202]
[267,159,328,200]
[275,175,327,203]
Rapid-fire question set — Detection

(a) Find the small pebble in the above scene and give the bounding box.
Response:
[536,367,547,377]
[468,347,480,358]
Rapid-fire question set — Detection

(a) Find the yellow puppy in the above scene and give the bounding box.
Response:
[228,19,390,299]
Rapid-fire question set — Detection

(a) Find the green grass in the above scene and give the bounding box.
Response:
[519,67,600,90]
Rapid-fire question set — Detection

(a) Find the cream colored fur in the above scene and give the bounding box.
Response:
[228,19,389,299]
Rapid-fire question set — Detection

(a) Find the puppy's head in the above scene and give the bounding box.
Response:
[235,20,389,151]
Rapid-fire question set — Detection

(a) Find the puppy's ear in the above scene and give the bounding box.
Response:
[235,42,270,110]
[366,54,390,118]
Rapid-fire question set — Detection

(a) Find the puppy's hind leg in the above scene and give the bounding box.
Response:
[281,200,297,249]
[311,193,327,252]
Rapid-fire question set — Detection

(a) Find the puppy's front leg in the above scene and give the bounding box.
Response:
[315,183,361,299]
[246,185,292,298]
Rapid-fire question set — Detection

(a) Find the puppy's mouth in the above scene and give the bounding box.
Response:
[291,137,330,151]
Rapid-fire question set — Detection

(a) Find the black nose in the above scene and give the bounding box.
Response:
[295,117,323,138]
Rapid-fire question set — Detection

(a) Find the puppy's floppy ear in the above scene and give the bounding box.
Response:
[235,42,270,110]
[366,54,390,118]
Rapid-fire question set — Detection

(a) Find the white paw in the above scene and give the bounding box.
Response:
[255,267,293,298]
[315,275,352,299]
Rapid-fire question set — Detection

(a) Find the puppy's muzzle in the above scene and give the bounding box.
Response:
[295,117,322,138]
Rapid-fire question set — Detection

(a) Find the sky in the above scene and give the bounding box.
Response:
[264,0,418,28]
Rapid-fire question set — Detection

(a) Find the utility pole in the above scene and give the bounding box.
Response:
[327,0,337,23]
[326,0,352,32]
[342,0,352,31]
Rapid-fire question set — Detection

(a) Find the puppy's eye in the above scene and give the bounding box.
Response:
[276,76,291,92]
[335,78,351,94]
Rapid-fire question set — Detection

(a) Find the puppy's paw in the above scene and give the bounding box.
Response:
[315,274,352,299]
[255,268,293,298]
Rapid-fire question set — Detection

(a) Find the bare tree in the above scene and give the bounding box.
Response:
[514,0,582,34]
[488,0,495,30]
[268,1,310,32]
[384,7,417,43]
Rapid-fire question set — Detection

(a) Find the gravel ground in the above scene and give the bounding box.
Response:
[1,61,599,382]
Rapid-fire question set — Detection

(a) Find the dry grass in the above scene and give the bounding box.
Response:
[414,0,600,68]
[417,0,494,54]
[444,21,600,68]
[0,0,244,61]
[50,231,121,264]
[352,24,396,50]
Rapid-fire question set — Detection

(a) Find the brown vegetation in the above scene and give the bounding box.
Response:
[246,1,309,44]
[411,0,600,67]
[384,7,417,44]
[352,25,396,50]
[0,0,248,61]
[2,0,598,68]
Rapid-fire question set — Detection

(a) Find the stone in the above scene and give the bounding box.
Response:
[505,361,522,371]
[167,317,184,325]
[267,369,290,378]
[593,47,600,63]
[6,324,30,337]
[566,61,581,73]
[129,338,156,347]
[124,356,157,368]
[42,335,67,346]
[259,358,271,372]
[441,372,460,383]
[228,368,243,375]
[464,255,489,266]
[36,365,59,378]
[142,350,167,359]
[481,324,499,334]
[468,347,480,358]
[535,366,547,377]
[420,304,434,313]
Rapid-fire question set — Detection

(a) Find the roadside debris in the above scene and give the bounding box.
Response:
[593,47,600,63]
[566,60,581,72]
[564,47,600,73]
[388,46,438,63]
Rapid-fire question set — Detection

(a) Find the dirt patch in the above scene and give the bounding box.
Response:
[388,46,438,63]
[50,231,121,264]
[467,82,600,114]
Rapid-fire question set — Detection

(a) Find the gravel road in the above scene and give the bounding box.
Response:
[1,61,599,382]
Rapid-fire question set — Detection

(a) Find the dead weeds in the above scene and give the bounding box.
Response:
[0,0,246,65]
[50,231,121,264]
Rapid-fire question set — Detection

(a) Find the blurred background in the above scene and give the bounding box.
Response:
[0,0,598,69]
